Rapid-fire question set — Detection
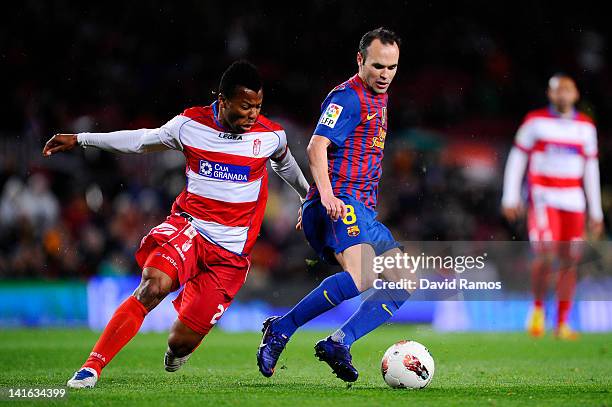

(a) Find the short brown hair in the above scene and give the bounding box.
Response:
[358,27,401,61]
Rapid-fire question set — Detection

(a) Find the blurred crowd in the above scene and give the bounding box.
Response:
[1,1,611,281]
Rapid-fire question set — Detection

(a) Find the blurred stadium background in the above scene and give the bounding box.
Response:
[1,1,611,332]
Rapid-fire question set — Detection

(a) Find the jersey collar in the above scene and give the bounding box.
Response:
[353,74,384,97]
[211,101,232,131]
[548,104,577,120]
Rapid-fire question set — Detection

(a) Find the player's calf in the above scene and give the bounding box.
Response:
[66,268,174,388]
[164,318,204,372]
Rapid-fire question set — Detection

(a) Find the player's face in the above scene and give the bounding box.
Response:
[547,76,579,113]
[219,87,263,133]
[357,39,400,94]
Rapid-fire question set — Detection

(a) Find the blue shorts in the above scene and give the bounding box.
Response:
[302,195,401,265]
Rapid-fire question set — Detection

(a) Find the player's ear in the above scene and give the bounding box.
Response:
[218,93,227,109]
[357,52,364,68]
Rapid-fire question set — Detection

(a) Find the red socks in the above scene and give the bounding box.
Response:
[556,265,576,325]
[557,300,571,325]
[531,258,551,307]
[83,296,148,376]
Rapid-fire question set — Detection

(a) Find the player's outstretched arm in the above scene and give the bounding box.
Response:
[43,118,185,157]
[42,134,78,156]
[44,129,169,156]
[307,135,346,221]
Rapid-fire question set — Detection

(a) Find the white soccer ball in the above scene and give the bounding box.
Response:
[381,340,435,389]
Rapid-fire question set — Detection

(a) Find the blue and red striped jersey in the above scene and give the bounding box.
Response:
[306,74,388,209]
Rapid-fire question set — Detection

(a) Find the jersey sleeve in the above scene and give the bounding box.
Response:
[158,115,187,151]
[514,116,537,152]
[501,146,529,208]
[583,125,598,158]
[270,129,288,161]
[77,115,187,153]
[313,88,361,146]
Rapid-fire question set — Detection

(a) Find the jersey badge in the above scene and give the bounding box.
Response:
[347,225,360,237]
[372,128,387,149]
[319,103,344,128]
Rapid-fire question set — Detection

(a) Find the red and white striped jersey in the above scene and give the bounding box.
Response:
[158,102,288,255]
[514,107,597,212]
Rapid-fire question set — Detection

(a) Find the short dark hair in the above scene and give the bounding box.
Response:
[358,27,401,61]
[218,60,262,99]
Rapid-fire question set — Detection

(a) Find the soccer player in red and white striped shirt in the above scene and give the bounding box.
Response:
[502,73,604,340]
[43,61,309,388]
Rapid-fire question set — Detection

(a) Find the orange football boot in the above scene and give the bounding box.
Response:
[554,322,579,340]
[526,306,545,338]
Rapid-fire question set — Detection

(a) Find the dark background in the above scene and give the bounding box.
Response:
[1,1,610,296]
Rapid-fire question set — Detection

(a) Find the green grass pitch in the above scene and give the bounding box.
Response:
[0,326,610,406]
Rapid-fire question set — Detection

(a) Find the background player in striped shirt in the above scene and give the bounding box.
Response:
[42,61,310,388]
[502,73,604,340]
[258,28,412,382]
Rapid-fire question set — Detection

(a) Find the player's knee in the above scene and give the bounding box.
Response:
[344,268,368,291]
[558,258,578,271]
[534,253,554,266]
[134,268,172,310]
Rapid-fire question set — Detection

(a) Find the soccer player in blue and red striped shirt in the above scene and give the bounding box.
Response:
[258,28,411,382]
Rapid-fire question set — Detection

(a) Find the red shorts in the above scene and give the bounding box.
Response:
[135,213,250,335]
[527,205,585,259]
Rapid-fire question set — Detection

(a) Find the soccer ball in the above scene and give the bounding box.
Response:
[381,340,435,389]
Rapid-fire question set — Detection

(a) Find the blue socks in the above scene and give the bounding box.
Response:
[273,271,360,338]
[331,288,410,347]
[271,273,411,346]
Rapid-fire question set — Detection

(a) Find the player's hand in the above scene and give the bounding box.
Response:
[296,206,303,230]
[321,192,347,221]
[501,205,523,223]
[42,133,78,156]
[588,218,604,240]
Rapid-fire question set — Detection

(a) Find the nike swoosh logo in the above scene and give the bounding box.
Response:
[323,290,336,306]
[366,112,377,120]
[382,303,393,316]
